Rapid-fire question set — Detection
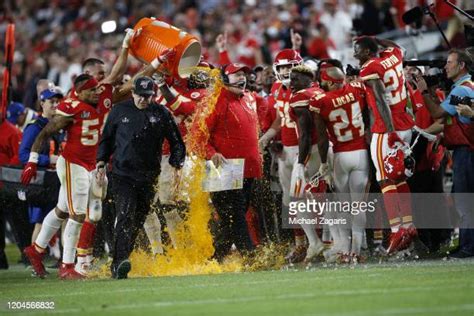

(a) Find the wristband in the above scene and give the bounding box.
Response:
[151,58,161,69]
[29,152,39,164]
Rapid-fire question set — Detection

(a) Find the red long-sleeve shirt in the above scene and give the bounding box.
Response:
[205,88,262,179]
[0,121,21,166]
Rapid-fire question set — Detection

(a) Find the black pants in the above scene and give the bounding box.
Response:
[0,190,32,266]
[408,164,451,252]
[250,149,282,243]
[111,174,154,270]
[211,179,255,260]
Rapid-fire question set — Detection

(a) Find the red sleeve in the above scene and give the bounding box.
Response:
[359,60,384,81]
[8,128,21,165]
[167,97,197,117]
[289,89,312,109]
[167,90,205,117]
[56,98,82,117]
[204,109,219,159]
[218,50,232,65]
[98,83,113,112]
[255,94,268,130]
[308,93,326,114]
[188,103,218,159]
[262,96,276,132]
[380,46,403,60]
[308,38,330,59]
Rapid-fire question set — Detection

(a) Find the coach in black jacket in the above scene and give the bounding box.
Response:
[97,76,185,279]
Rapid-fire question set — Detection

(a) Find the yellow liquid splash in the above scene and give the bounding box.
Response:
[94,68,286,278]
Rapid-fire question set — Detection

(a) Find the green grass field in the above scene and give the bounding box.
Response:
[1,244,474,316]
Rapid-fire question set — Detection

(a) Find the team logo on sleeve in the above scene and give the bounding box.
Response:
[190,92,201,100]
[104,98,112,108]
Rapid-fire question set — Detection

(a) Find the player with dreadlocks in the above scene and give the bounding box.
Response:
[287,65,325,262]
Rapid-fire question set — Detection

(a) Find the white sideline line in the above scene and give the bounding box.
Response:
[301,304,474,316]
[20,283,474,315]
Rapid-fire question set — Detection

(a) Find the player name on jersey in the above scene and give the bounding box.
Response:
[332,92,356,108]
[380,54,400,70]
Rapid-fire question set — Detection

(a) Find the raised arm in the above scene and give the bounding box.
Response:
[102,29,135,85]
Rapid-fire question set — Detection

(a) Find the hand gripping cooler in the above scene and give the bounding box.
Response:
[129,18,201,78]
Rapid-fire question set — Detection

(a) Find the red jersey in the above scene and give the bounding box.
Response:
[288,86,323,145]
[162,87,207,155]
[359,47,414,133]
[310,81,368,153]
[262,93,277,133]
[407,84,446,171]
[272,81,304,146]
[0,121,21,166]
[56,86,112,171]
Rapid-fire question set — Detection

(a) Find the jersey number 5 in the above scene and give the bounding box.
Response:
[81,119,100,146]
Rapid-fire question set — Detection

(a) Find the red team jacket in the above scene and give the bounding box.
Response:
[56,84,113,171]
[0,120,21,166]
[407,83,446,171]
[205,88,262,179]
[359,47,414,133]
[309,81,369,153]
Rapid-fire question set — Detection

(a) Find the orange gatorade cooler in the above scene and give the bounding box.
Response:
[129,17,201,78]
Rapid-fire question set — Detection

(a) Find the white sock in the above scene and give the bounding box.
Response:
[338,227,351,253]
[143,212,164,255]
[352,212,366,255]
[326,212,341,252]
[322,225,332,243]
[35,210,64,249]
[391,224,400,233]
[62,219,83,264]
[164,209,183,249]
[338,212,352,253]
[351,230,364,255]
[296,213,321,248]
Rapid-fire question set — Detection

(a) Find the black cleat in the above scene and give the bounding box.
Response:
[114,259,131,279]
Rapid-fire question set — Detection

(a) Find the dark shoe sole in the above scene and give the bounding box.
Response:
[116,260,131,279]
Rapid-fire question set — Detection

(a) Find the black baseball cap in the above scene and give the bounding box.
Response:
[133,76,155,96]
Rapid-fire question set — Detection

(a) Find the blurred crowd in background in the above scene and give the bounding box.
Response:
[0,0,472,112]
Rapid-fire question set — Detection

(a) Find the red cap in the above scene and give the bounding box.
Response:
[224,63,251,75]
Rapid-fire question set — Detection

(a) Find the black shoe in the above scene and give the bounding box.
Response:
[449,250,474,259]
[0,252,8,269]
[47,259,61,269]
[113,259,131,279]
